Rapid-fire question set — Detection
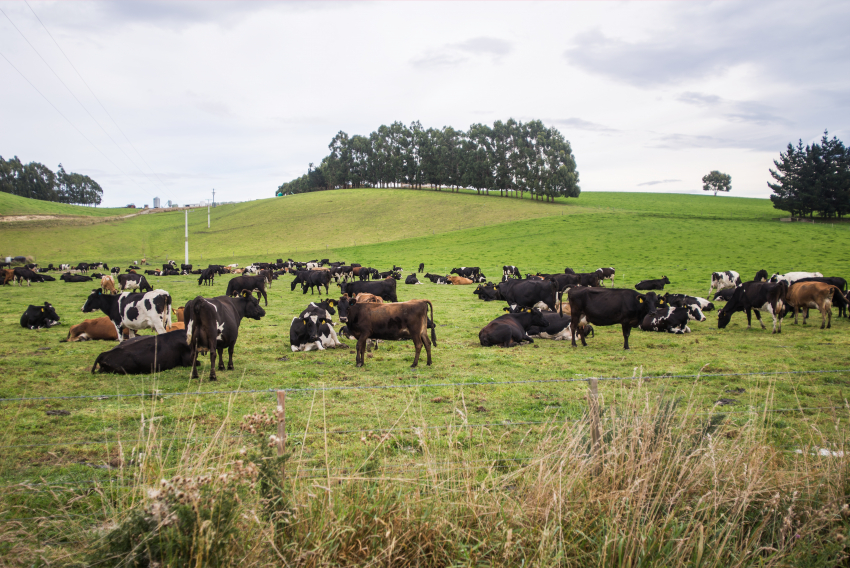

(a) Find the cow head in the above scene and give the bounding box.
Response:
[319,298,337,316]
[505,305,549,328]
[687,305,707,322]
[41,302,60,324]
[294,315,319,342]
[717,308,732,328]
[577,324,594,340]
[336,296,352,322]
[82,289,112,313]
[637,292,660,315]
[662,276,670,285]
[240,290,266,320]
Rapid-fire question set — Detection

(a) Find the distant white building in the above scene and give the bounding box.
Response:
[167,200,172,207]
[153,197,161,208]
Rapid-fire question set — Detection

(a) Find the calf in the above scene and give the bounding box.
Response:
[503,265,520,278]
[20,302,60,329]
[63,316,119,342]
[788,277,848,317]
[198,268,216,286]
[640,305,706,334]
[785,282,842,329]
[526,312,593,341]
[595,267,615,287]
[344,299,436,367]
[708,271,742,296]
[101,275,117,295]
[479,307,549,347]
[662,293,714,312]
[405,274,421,285]
[635,276,670,291]
[1,269,14,285]
[568,288,662,349]
[418,263,425,273]
[117,274,153,293]
[82,289,172,341]
[184,291,266,380]
[226,275,268,306]
[61,272,92,283]
[91,329,194,374]
[717,281,787,333]
[339,279,398,302]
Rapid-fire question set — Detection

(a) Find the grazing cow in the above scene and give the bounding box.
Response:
[184,291,266,380]
[717,281,787,333]
[785,282,843,329]
[526,312,593,341]
[343,298,435,367]
[63,317,120,342]
[101,275,118,295]
[451,267,480,278]
[447,275,473,285]
[479,307,549,347]
[405,274,421,285]
[60,272,92,283]
[198,268,216,286]
[792,277,848,317]
[424,273,449,285]
[301,270,333,295]
[338,279,398,302]
[497,279,560,311]
[75,263,89,274]
[662,293,714,312]
[713,288,736,302]
[552,272,600,289]
[595,267,616,287]
[503,265,520,278]
[82,289,172,341]
[117,274,153,293]
[111,266,121,274]
[290,270,310,291]
[640,305,706,334]
[770,271,823,285]
[755,269,769,282]
[568,288,663,349]
[418,263,425,273]
[14,267,44,286]
[91,329,194,374]
[226,275,268,306]
[473,283,500,302]
[635,276,671,291]
[20,302,60,329]
[708,271,742,296]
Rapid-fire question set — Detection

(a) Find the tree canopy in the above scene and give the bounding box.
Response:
[0,156,103,206]
[702,170,731,196]
[277,119,580,202]
[769,131,850,219]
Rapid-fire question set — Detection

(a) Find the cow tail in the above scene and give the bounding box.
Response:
[428,301,437,347]
[91,353,103,374]
[558,291,563,316]
[165,295,173,329]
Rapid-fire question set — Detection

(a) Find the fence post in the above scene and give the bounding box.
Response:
[588,378,601,470]
[276,390,286,477]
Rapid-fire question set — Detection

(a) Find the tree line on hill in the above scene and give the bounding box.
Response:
[0,155,103,206]
[769,130,850,219]
[277,119,580,202]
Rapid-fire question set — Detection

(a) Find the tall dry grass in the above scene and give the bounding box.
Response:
[4,380,848,567]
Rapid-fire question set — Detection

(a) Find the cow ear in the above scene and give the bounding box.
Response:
[328,299,335,306]
[503,307,510,312]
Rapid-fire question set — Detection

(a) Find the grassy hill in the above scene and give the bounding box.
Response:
[0,191,130,217]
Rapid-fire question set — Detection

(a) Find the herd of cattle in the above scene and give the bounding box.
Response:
[5,258,848,377]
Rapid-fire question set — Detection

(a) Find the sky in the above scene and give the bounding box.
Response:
[1,1,848,207]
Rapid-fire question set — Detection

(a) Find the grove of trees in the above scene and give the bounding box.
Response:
[769,131,850,219]
[277,119,580,202]
[0,155,103,206]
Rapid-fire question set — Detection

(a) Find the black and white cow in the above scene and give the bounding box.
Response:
[769,271,823,285]
[640,305,706,334]
[635,276,670,290]
[503,265,520,278]
[479,307,549,347]
[184,291,266,380]
[82,288,172,341]
[297,298,344,349]
[405,274,422,285]
[526,311,593,341]
[14,267,45,286]
[662,293,714,312]
[595,267,615,287]
[424,273,449,285]
[289,313,330,351]
[754,269,769,282]
[451,267,480,278]
[117,274,154,293]
[717,281,788,333]
[20,302,60,329]
[708,270,742,296]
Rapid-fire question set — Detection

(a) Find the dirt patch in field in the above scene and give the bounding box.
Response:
[0,215,63,222]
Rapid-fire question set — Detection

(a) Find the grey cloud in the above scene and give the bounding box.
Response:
[452,37,512,58]
[676,92,788,126]
[551,117,620,133]
[676,92,721,107]
[650,133,782,152]
[637,179,680,187]
[412,36,512,69]
[411,52,468,69]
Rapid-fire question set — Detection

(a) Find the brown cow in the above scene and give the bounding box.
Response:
[1,269,14,286]
[354,293,383,304]
[63,317,119,342]
[786,282,843,329]
[101,275,117,295]
[172,306,185,323]
[344,298,436,367]
[447,276,473,285]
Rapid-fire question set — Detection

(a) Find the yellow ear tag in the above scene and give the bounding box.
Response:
[639,298,643,303]
[41,308,44,312]
[302,320,306,326]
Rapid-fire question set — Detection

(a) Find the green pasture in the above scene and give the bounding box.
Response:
[1,189,848,532]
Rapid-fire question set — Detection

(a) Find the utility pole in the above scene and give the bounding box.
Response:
[208,203,210,229]
[212,188,216,208]
[184,209,189,265]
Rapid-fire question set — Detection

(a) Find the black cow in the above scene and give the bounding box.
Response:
[755,269,769,282]
[568,288,662,349]
[713,288,736,302]
[564,267,576,275]
[226,275,268,306]
[496,279,559,311]
[198,268,215,286]
[290,270,309,291]
[181,264,193,273]
[418,263,425,273]
[75,263,89,274]
[184,292,266,381]
[14,267,44,286]
[162,269,180,276]
[39,274,55,281]
[640,305,706,334]
[405,274,421,285]
[60,272,92,283]
[91,329,194,374]
[717,281,788,333]
[451,267,480,278]
[424,273,449,284]
[111,266,121,274]
[473,282,500,301]
[117,274,153,293]
[20,302,60,329]
[301,270,332,294]
[503,265,520,278]
[479,307,549,347]
[526,312,593,341]
[338,279,398,302]
[635,276,670,290]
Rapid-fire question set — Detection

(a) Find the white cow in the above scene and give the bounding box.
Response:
[770,271,823,285]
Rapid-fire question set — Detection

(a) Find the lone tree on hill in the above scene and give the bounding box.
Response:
[702,170,732,196]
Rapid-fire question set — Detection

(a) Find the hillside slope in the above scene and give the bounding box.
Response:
[0,191,129,217]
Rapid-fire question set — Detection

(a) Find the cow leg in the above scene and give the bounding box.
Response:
[822,305,830,329]
[411,337,422,367]
[355,337,367,367]
[227,346,234,369]
[753,309,766,330]
[209,348,217,381]
[622,323,631,350]
[423,333,432,366]
[745,308,753,328]
[190,349,200,379]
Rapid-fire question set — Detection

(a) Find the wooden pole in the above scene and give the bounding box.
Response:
[588,378,601,468]
[276,390,286,477]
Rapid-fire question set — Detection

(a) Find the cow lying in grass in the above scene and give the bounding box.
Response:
[479,306,549,347]
[640,305,706,334]
[91,329,194,374]
[20,303,60,330]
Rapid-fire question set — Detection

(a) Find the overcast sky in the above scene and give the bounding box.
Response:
[1,1,848,207]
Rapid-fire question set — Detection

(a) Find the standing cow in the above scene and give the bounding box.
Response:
[82,289,172,341]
